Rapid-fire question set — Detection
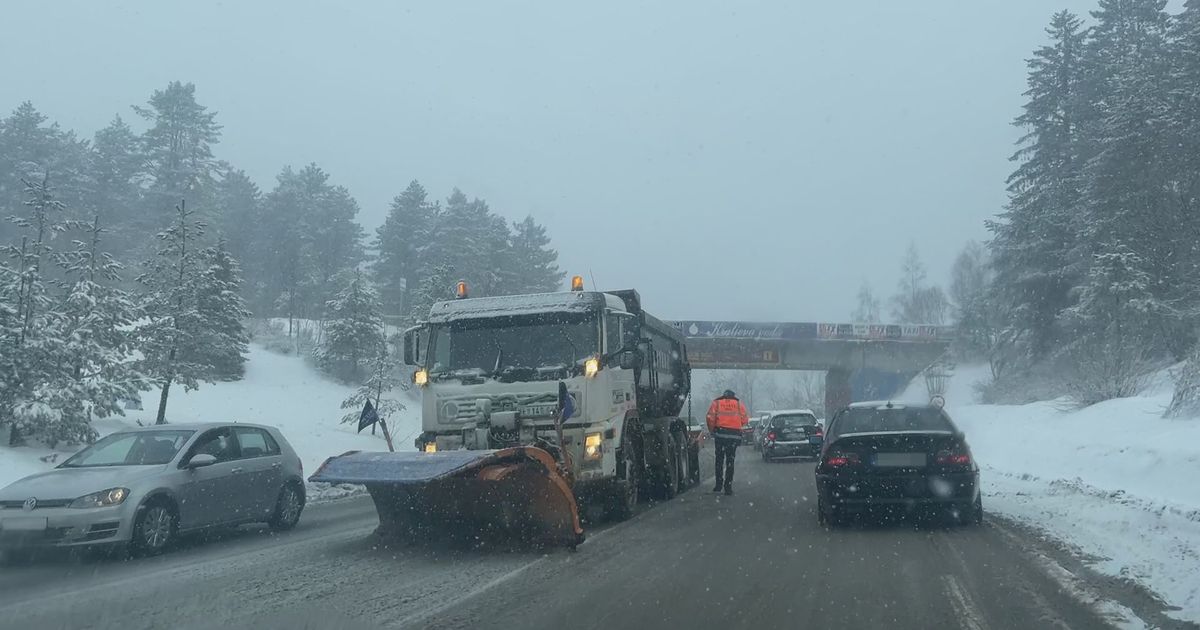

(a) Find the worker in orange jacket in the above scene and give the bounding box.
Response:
[706,389,750,495]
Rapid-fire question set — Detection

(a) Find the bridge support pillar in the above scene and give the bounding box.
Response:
[825,368,852,416]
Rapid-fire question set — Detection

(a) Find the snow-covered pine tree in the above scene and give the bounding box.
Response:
[27,216,147,446]
[477,208,517,297]
[210,169,262,284]
[0,103,94,243]
[373,180,436,320]
[1060,245,1168,405]
[890,243,929,323]
[509,215,565,294]
[340,343,407,448]
[137,200,213,424]
[192,241,251,381]
[987,10,1087,361]
[422,189,485,293]
[406,264,454,324]
[1075,0,1178,354]
[317,270,384,383]
[134,82,222,229]
[851,281,881,323]
[90,115,144,255]
[950,241,996,360]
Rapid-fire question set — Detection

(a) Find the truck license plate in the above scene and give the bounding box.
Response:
[522,404,557,418]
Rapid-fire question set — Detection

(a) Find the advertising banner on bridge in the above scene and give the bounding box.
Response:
[672,321,947,342]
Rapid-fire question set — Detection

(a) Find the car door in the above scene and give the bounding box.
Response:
[231,427,284,519]
[177,428,244,529]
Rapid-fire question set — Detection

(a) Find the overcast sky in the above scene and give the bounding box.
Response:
[1,0,1104,322]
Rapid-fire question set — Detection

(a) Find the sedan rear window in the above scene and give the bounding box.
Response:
[772,414,817,428]
[831,407,954,437]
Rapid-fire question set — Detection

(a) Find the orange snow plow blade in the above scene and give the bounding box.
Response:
[309,447,584,549]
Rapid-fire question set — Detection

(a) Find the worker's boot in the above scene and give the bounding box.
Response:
[723,484,733,496]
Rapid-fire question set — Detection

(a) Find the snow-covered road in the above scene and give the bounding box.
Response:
[0,453,1175,630]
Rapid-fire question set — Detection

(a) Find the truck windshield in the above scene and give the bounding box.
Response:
[429,314,599,377]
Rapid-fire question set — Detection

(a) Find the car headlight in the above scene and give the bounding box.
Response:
[584,432,603,460]
[69,487,130,509]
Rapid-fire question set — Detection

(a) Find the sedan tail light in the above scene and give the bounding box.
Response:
[935,447,972,467]
[767,432,777,441]
[823,452,860,467]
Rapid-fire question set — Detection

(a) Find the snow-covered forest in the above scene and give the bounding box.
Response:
[0,82,564,447]
[956,2,1200,412]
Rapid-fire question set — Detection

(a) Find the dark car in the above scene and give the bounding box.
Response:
[742,418,760,445]
[814,401,982,527]
[761,410,823,461]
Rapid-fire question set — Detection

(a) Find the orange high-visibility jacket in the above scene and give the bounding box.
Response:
[706,396,749,438]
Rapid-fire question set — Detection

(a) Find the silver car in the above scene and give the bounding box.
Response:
[0,422,305,561]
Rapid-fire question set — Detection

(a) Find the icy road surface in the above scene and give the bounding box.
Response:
[0,452,1186,630]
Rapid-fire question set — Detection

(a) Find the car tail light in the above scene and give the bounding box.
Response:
[935,449,971,466]
[824,452,860,467]
[812,427,823,436]
[767,432,777,441]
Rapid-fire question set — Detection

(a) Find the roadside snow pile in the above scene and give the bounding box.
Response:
[0,344,421,501]
[900,365,1200,623]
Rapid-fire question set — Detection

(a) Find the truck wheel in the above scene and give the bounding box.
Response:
[658,433,679,500]
[608,434,640,521]
[687,441,701,485]
[674,432,688,494]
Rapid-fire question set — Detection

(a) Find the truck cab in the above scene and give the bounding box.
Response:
[403,282,693,518]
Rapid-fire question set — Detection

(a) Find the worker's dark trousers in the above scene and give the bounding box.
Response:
[714,437,739,490]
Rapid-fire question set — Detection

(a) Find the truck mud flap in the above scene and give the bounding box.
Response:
[309,447,584,549]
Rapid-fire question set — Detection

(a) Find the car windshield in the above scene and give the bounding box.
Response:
[60,431,194,468]
[831,407,954,437]
[429,314,599,377]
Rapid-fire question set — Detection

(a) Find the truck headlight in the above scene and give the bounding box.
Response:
[414,369,429,386]
[424,441,438,453]
[584,432,603,459]
[584,357,600,378]
[69,487,129,509]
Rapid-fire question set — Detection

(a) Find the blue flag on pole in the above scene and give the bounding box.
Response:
[358,400,380,433]
[558,382,575,422]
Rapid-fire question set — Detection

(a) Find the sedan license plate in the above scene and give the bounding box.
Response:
[1,516,48,532]
[874,452,926,467]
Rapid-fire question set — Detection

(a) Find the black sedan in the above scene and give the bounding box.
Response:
[814,401,982,527]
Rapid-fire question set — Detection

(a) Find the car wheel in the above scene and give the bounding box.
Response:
[269,483,305,531]
[131,501,177,556]
[969,495,984,526]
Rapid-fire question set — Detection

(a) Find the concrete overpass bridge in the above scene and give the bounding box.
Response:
[668,320,953,413]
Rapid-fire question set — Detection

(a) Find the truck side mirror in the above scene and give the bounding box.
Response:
[402,326,423,366]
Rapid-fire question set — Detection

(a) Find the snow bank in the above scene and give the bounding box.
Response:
[0,344,421,501]
[900,366,1200,623]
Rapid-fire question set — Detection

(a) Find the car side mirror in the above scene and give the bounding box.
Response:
[186,454,217,469]
[618,350,640,370]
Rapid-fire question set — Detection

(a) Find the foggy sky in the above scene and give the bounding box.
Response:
[1,0,1102,322]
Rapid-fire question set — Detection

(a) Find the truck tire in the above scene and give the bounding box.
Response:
[657,433,679,500]
[607,430,641,521]
[673,431,689,495]
[687,439,701,486]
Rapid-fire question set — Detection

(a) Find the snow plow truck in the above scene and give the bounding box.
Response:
[309,278,697,548]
